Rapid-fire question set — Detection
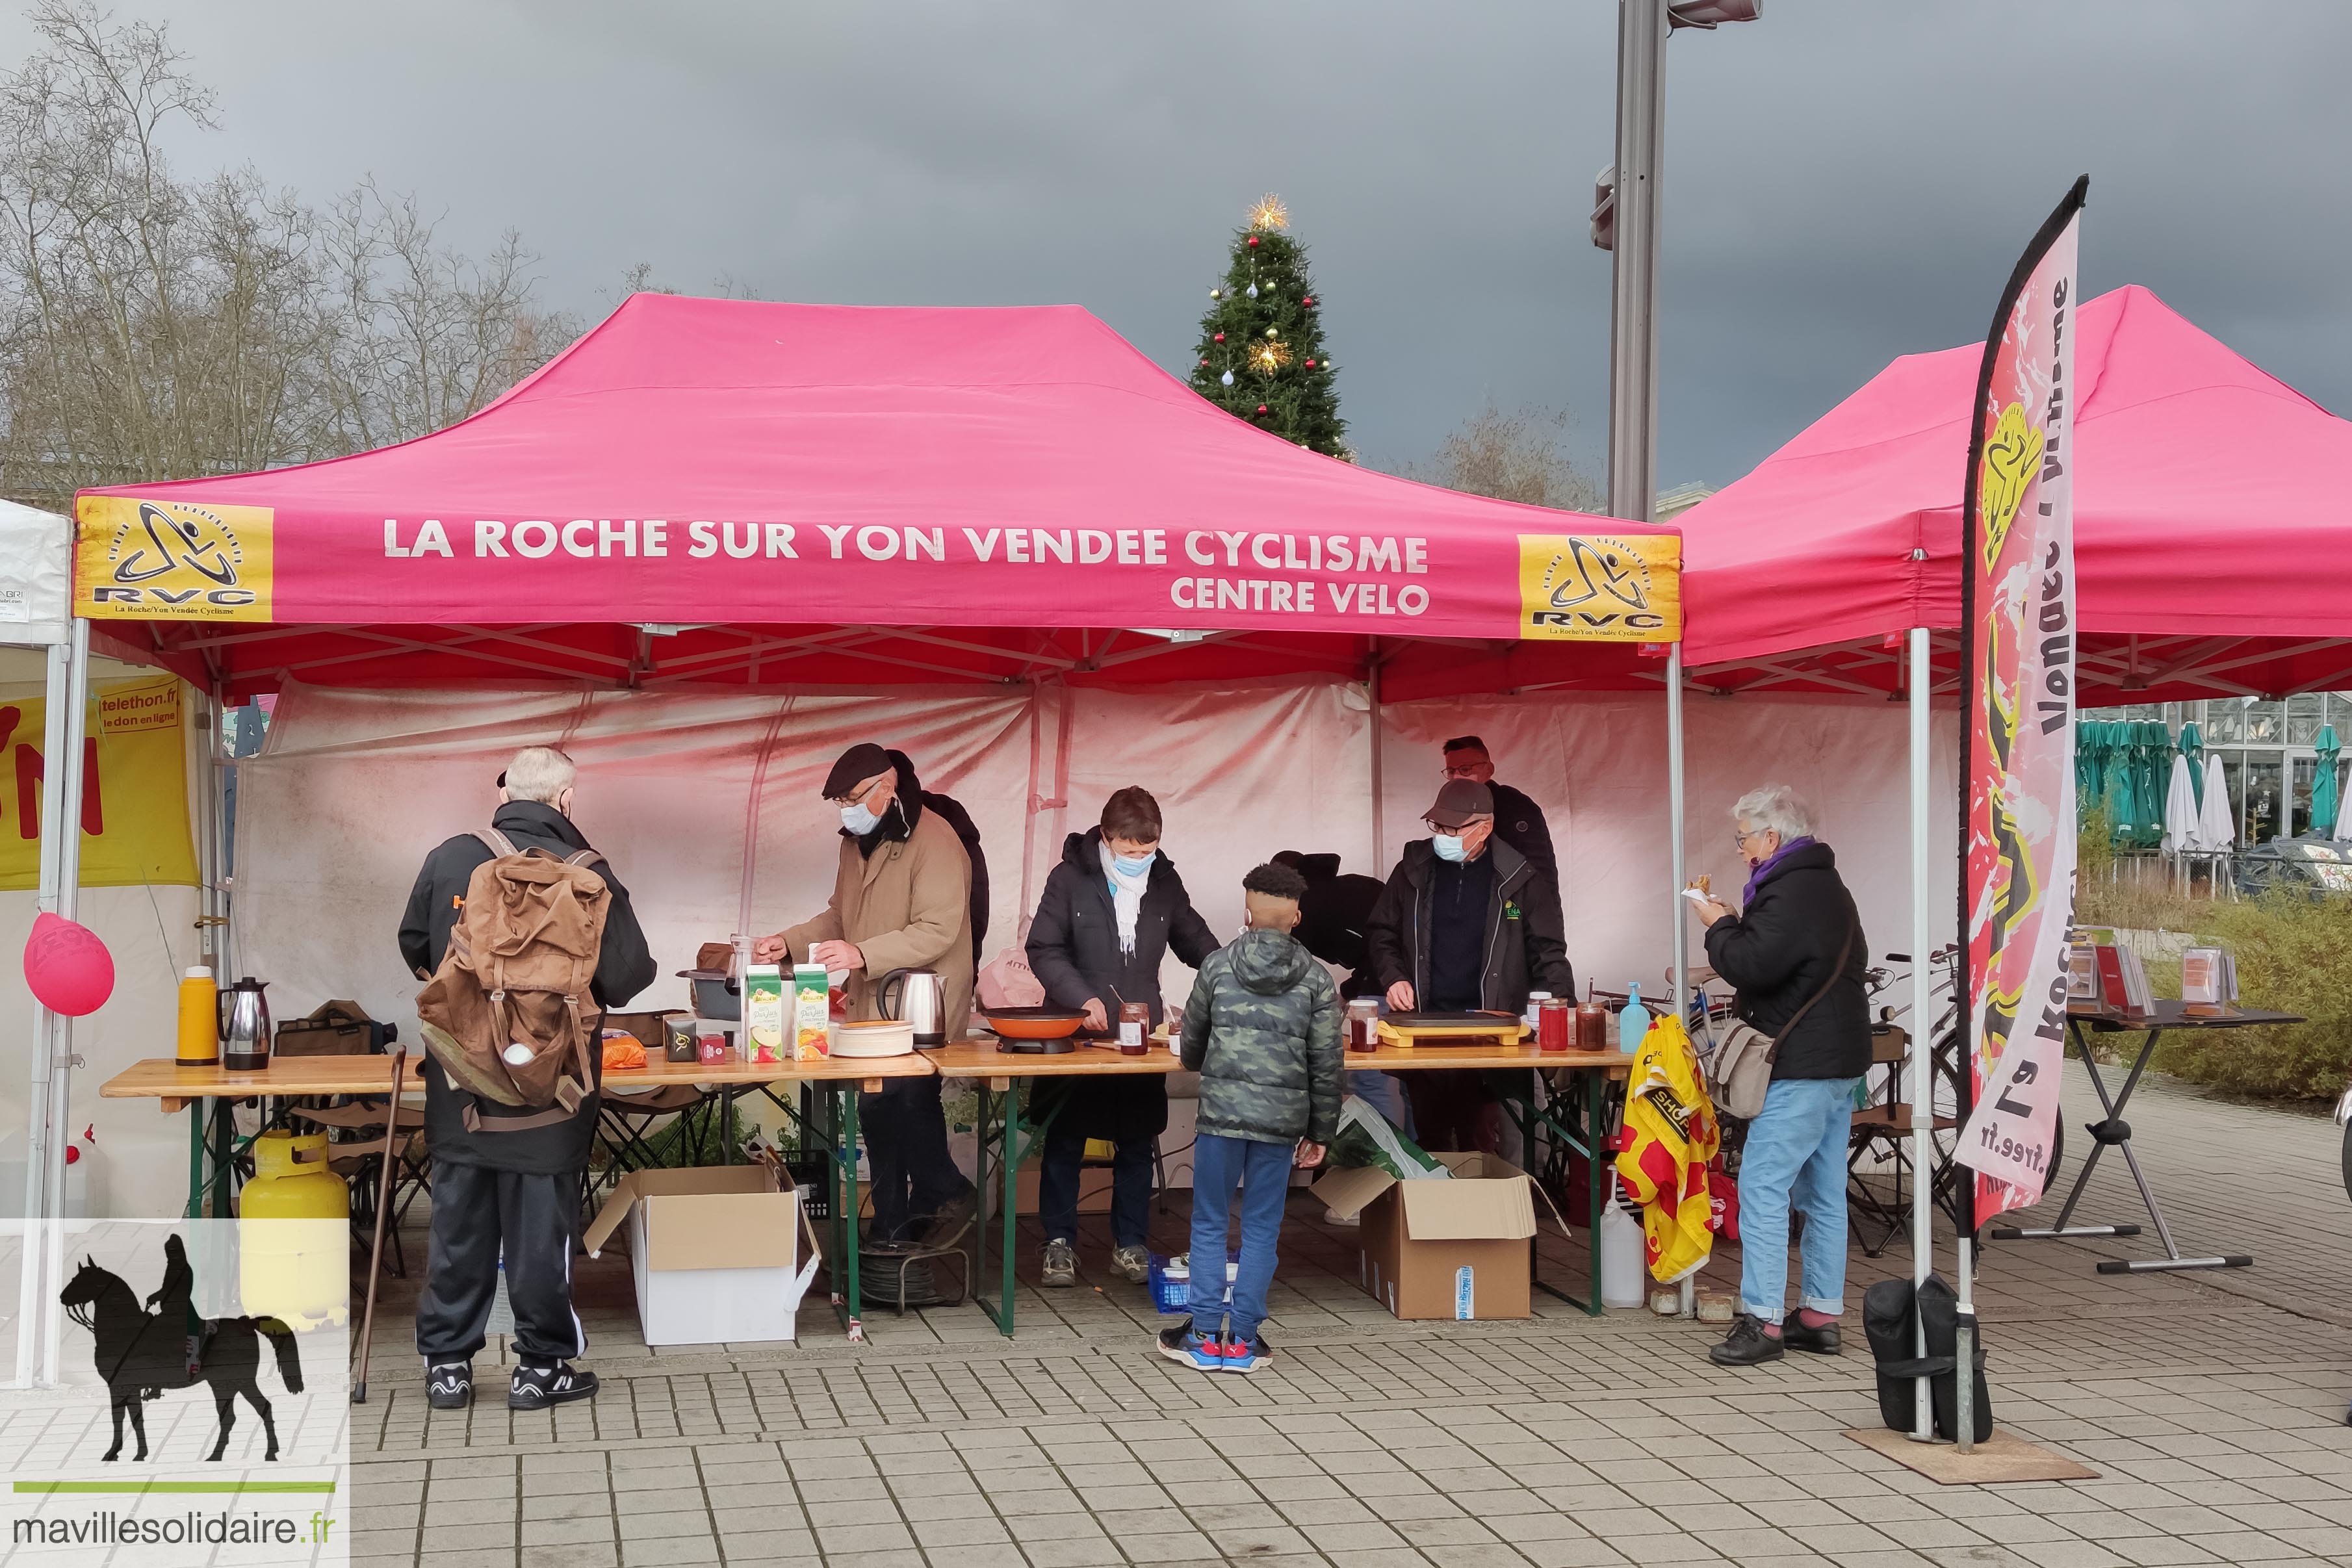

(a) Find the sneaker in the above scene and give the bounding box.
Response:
[1780,1317,1842,1356]
[508,1361,598,1409]
[1155,1323,1225,1372]
[1708,1315,1786,1367]
[1040,1237,1077,1287]
[426,1362,472,1410]
[1221,1334,1271,1375]
[1111,1245,1152,1283]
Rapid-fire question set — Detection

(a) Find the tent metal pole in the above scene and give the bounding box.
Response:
[14,634,73,1387]
[1907,626,1934,1441]
[1666,647,1687,1013]
[1367,647,1384,875]
[1666,642,1690,1318]
[41,617,91,1385]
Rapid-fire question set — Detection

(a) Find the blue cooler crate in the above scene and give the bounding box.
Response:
[1147,1250,1239,1316]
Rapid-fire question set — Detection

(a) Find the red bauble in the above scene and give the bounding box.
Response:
[1213,332,1225,342]
[1305,359,1316,368]
[1256,404,1269,415]
[1247,236,1260,248]
[1302,296,1315,307]
[1198,358,1209,367]
[23,912,113,1017]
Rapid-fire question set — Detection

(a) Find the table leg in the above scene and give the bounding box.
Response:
[840,1086,864,1339]
[1519,1070,1607,1317]
[1991,1027,2250,1272]
[185,1100,205,1220]
[1583,1074,1605,1317]
[975,1085,1021,1336]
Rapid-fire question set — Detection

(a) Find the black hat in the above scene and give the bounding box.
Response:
[1425,778,1493,829]
[822,743,893,799]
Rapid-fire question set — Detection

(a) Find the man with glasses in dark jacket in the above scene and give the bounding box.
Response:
[1364,779,1575,1150]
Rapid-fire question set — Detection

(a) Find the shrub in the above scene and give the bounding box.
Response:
[2076,879,2352,1103]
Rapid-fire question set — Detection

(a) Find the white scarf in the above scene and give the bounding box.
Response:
[1100,840,1150,957]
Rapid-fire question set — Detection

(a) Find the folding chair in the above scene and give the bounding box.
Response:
[584,1083,720,1216]
[1845,1023,1959,1255]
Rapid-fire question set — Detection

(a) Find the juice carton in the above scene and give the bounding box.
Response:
[744,965,786,1064]
[792,964,831,1060]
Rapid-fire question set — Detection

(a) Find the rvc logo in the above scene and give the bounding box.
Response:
[1523,535,1668,636]
[78,498,274,620]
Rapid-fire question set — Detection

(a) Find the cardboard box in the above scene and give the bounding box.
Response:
[1312,1151,1536,1320]
[583,1166,821,1346]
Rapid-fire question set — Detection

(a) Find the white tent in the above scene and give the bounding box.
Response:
[0,499,92,1387]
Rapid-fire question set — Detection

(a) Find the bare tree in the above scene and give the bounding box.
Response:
[0,1,571,509]
[1404,403,1606,513]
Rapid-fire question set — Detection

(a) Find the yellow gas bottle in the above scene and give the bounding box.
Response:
[238,1130,350,1330]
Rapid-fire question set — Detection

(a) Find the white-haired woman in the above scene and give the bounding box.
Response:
[1686,784,1870,1367]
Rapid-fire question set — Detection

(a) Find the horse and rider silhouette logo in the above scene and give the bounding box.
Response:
[57,1235,304,1463]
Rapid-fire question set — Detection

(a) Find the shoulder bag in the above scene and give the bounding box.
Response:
[1705,895,1857,1120]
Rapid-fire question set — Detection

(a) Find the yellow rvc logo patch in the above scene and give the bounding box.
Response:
[1516,533,1681,641]
[75,496,274,621]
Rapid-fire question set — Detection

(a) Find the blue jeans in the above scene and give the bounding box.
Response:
[1038,1120,1153,1248]
[1187,1133,1292,1346]
[1737,1076,1861,1324]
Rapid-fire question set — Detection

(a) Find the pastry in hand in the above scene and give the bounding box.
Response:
[1690,873,1711,894]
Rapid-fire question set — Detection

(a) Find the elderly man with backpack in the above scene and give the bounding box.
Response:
[398,746,655,1411]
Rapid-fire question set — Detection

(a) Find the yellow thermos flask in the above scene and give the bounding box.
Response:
[238,1130,350,1329]
[176,966,218,1066]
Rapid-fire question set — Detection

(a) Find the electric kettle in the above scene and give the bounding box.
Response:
[875,968,948,1047]
[220,977,273,1072]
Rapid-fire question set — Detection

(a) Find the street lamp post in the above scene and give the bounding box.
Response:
[1592,0,1758,1319]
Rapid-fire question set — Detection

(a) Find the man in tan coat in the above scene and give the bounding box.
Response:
[756,743,977,1244]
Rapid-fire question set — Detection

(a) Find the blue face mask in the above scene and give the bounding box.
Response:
[1111,851,1156,877]
[840,802,881,836]
[1431,833,1467,863]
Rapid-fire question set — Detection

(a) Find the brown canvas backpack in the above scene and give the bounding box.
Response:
[415,829,611,1133]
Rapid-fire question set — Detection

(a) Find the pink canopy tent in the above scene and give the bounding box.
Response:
[1680,285,2352,700]
[71,294,1679,703]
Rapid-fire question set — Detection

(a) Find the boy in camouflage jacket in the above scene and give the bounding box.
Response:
[1163,863,1343,1374]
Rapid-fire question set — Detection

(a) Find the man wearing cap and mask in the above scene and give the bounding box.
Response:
[1441,736,1558,920]
[755,743,977,1244]
[1363,778,1575,1150]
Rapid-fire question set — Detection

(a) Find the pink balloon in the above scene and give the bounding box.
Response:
[23,912,114,1018]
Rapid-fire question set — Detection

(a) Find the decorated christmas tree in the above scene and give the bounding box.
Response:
[1186,196,1346,456]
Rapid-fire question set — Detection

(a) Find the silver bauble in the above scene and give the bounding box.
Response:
[1219,370,1234,387]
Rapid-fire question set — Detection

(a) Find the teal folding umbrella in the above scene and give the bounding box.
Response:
[2074,721,2107,827]
[2179,721,2203,808]
[2313,724,2342,838]
[2132,721,2171,845]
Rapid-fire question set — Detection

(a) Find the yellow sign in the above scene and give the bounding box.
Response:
[0,673,198,889]
[1516,533,1681,641]
[75,495,274,621]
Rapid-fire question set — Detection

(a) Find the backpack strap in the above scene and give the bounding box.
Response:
[562,847,604,870]
[460,1101,585,1134]
[1763,893,1859,1065]
[473,828,519,858]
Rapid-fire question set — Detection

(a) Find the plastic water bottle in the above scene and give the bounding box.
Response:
[1600,1202,1648,1308]
[1619,984,1648,1055]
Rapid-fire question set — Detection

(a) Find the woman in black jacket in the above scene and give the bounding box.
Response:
[1026,788,1220,1287]
[1688,783,1869,1369]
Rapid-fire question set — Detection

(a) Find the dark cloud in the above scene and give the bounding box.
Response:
[6,1,2344,492]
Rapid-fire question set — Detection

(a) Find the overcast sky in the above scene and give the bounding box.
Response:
[8,1,2347,490]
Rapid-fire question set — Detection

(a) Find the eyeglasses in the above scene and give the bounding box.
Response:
[1441,764,1484,780]
[829,776,885,809]
[1733,827,1769,848]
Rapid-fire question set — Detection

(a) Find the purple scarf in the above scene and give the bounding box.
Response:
[1740,834,1816,909]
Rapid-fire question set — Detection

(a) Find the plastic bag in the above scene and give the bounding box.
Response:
[1326,1094,1451,1180]
[976,916,1048,1009]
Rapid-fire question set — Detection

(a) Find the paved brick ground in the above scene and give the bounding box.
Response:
[348,1060,2352,1566]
